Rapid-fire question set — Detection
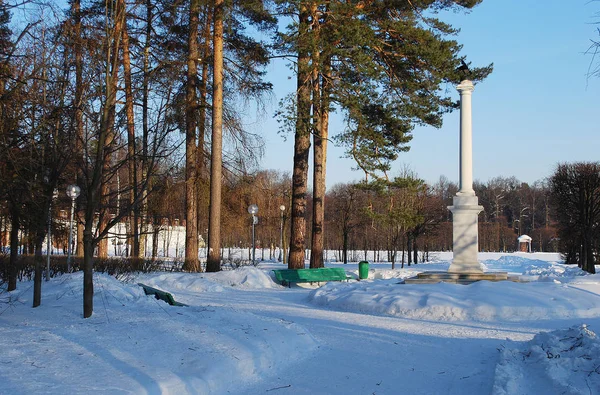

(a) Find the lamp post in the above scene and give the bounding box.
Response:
[279,205,285,262]
[66,185,81,272]
[248,204,258,265]
[46,189,58,281]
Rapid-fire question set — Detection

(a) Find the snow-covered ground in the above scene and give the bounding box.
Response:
[2,252,600,394]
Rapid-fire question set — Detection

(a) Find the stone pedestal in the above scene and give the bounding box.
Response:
[403,271,514,284]
[448,195,483,273]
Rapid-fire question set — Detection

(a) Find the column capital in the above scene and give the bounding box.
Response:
[456,80,474,93]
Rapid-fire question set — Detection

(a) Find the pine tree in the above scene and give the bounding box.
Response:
[206,0,224,272]
[205,0,276,271]
[277,1,492,270]
[184,0,201,272]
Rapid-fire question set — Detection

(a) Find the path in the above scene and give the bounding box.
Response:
[179,286,543,395]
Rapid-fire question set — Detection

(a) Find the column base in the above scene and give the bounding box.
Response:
[448,195,484,275]
[448,261,483,274]
[403,271,510,284]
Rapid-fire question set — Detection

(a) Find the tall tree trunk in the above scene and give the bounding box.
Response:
[196,8,211,244]
[309,4,322,269]
[137,0,153,259]
[76,213,84,257]
[8,205,19,291]
[152,220,159,259]
[73,0,85,258]
[97,0,122,260]
[184,0,200,271]
[32,228,45,307]
[401,234,405,268]
[584,234,596,274]
[413,236,418,265]
[207,0,223,272]
[83,0,125,318]
[407,235,412,266]
[310,45,331,268]
[342,229,348,265]
[122,22,139,259]
[288,5,311,270]
[97,59,119,259]
[83,225,94,318]
[282,212,288,265]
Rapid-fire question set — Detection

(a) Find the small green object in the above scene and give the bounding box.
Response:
[358,261,369,280]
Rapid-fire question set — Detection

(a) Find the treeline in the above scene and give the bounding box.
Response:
[5,161,600,275]
[1,168,558,266]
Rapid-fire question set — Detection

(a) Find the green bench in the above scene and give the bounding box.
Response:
[138,283,187,306]
[272,268,352,287]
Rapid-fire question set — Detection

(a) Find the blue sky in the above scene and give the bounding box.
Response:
[253,0,600,187]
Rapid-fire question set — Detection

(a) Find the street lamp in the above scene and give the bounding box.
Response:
[248,204,258,265]
[66,185,81,272]
[46,188,58,281]
[279,205,285,263]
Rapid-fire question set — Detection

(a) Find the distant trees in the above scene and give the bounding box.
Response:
[317,173,559,263]
[113,170,560,262]
[549,162,600,274]
[326,183,361,265]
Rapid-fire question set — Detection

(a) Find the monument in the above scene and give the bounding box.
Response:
[447,80,483,274]
[404,79,508,284]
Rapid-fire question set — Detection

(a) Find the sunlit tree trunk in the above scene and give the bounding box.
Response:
[138,0,152,259]
[309,2,323,269]
[122,22,138,259]
[196,8,211,248]
[310,42,331,269]
[207,0,224,272]
[184,0,200,271]
[288,4,311,270]
[73,0,85,258]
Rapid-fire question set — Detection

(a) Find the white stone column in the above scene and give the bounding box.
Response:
[448,80,483,274]
[457,80,475,196]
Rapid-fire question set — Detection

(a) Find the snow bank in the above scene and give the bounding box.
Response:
[133,267,281,297]
[481,256,585,280]
[307,279,600,322]
[0,270,315,394]
[493,325,600,395]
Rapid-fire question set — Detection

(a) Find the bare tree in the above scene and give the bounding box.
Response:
[550,162,600,274]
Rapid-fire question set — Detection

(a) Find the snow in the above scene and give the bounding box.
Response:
[517,235,532,242]
[493,325,600,395]
[2,252,600,394]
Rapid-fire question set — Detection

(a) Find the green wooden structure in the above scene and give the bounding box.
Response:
[138,283,187,306]
[272,268,352,287]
